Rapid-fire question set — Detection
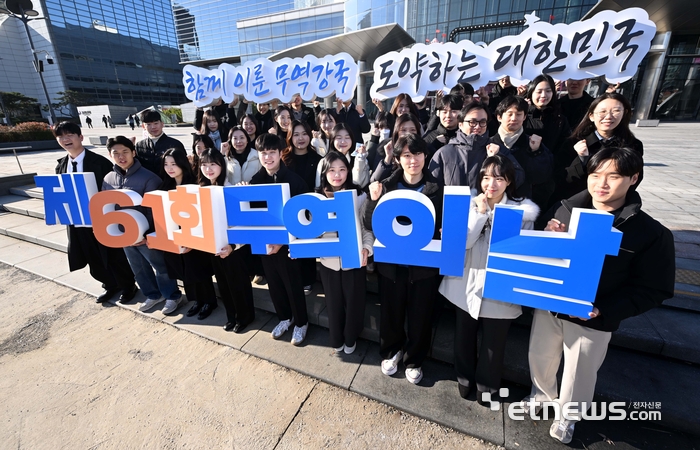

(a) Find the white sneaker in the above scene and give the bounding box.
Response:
[252,275,267,285]
[333,345,345,354]
[518,395,543,416]
[161,296,183,315]
[139,296,164,312]
[405,367,423,384]
[381,350,402,376]
[549,419,575,444]
[271,319,293,339]
[344,342,356,354]
[291,323,308,346]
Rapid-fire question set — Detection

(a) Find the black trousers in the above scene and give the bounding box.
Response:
[300,257,317,287]
[261,247,307,326]
[379,267,438,368]
[211,251,255,324]
[319,265,366,348]
[68,226,134,290]
[454,308,513,394]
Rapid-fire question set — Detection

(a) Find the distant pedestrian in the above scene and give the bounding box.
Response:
[102,115,108,127]
[85,116,93,128]
[128,114,135,130]
[107,116,114,128]
[134,114,141,127]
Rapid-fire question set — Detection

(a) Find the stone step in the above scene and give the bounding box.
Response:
[9,184,44,199]
[0,196,45,219]
[0,233,697,438]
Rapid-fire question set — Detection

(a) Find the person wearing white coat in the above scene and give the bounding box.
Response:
[314,123,370,189]
[439,155,539,404]
[221,126,262,185]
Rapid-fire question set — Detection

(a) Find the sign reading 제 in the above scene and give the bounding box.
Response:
[36,174,622,318]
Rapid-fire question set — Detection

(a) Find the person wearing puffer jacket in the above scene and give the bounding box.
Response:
[439,155,539,405]
[221,126,262,185]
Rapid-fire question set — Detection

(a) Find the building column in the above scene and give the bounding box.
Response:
[357,60,366,108]
[634,31,672,121]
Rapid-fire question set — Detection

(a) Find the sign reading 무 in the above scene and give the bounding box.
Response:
[370,8,657,101]
[182,53,359,106]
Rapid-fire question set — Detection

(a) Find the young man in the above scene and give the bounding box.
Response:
[134,110,185,176]
[429,102,524,189]
[525,147,675,444]
[336,96,370,144]
[103,136,183,315]
[84,116,93,128]
[490,96,553,211]
[559,79,593,128]
[249,133,310,345]
[53,122,136,303]
[423,94,464,154]
[290,94,317,131]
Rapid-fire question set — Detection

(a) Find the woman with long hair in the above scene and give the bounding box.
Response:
[310,108,339,156]
[369,113,423,183]
[190,134,215,170]
[159,148,218,321]
[440,155,539,404]
[554,92,643,203]
[317,122,370,188]
[197,148,256,332]
[316,152,374,354]
[269,105,293,136]
[221,126,262,185]
[239,113,260,144]
[523,74,571,207]
[196,109,231,151]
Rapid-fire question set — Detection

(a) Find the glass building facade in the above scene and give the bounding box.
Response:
[44,0,185,107]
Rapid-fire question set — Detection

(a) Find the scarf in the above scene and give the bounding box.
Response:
[498,127,524,149]
[209,130,221,150]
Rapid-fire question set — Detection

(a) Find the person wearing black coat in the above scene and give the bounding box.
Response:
[250,133,311,346]
[290,94,317,131]
[53,122,136,303]
[559,79,594,129]
[423,94,464,155]
[336,99,370,144]
[194,100,237,150]
[525,148,675,444]
[135,110,186,177]
[364,134,442,385]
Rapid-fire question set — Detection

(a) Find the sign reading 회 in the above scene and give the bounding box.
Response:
[35,174,623,318]
[370,8,657,100]
[182,53,359,106]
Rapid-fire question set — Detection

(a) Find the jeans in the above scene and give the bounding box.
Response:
[124,245,181,301]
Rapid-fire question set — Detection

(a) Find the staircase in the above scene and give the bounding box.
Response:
[1,184,699,442]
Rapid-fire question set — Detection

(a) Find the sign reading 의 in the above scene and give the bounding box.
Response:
[183,53,359,106]
[482,205,622,318]
[370,7,656,101]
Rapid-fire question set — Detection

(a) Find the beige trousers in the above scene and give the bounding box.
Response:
[528,309,612,420]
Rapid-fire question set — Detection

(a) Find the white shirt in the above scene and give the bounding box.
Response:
[69,150,86,172]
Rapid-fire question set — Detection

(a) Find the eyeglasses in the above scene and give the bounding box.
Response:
[464,119,488,128]
[594,109,624,118]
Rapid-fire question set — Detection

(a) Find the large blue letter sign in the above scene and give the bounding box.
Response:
[372,186,471,276]
[34,173,96,226]
[224,184,290,254]
[283,191,363,269]
[483,206,622,317]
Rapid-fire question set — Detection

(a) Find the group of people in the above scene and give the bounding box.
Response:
[53,76,675,444]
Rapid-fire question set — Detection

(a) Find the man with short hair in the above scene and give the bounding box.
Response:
[250,133,310,346]
[336,96,370,144]
[559,79,593,128]
[103,136,183,315]
[53,122,136,303]
[525,147,675,444]
[290,94,317,131]
[134,110,185,176]
[423,94,464,154]
[490,96,553,211]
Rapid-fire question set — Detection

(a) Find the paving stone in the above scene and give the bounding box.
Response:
[35,228,68,252]
[350,342,505,445]
[14,249,71,280]
[4,218,59,244]
[0,213,41,235]
[2,198,45,219]
[0,240,53,265]
[611,313,664,356]
[241,319,369,389]
[53,267,103,297]
[0,234,18,249]
[645,307,700,364]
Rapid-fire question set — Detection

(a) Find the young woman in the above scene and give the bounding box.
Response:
[523,74,571,207]
[221,126,262,185]
[190,134,215,170]
[239,113,260,144]
[198,148,256,331]
[310,108,339,156]
[369,113,422,183]
[439,155,539,404]
[282,120,321,294]
[196,109,231,150]
[269,105,293,136]
[373,93,420,132]
[318,123,370,188]
[366,111,391,171]
[159,148,218,320]
[364,134,443,385]
[316,152,374,354]
[555,92,644,203]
